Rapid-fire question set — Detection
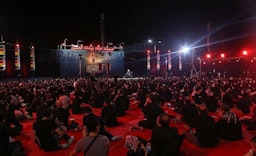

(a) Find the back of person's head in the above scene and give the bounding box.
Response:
[84,106,93,114]
[42,107,52,118]
[85,115,99,132]
[197,105,207,115]
[220,105,230,113]
[146,93,157,103]
[157,113,170,127]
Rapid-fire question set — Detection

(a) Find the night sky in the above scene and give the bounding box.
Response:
[0,0,256,52]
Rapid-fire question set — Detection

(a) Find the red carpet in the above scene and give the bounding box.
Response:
[15,101,255,156]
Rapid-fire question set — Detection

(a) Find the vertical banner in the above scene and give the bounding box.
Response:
[167,50,172,70]
[147,50,151,70]
[179,53,182,70]
[30,46,35,71]
[15,44,21,70]
[106,63,111,71]
[156,50,160,70]
[0,44,6,71]
[99,63,103,70]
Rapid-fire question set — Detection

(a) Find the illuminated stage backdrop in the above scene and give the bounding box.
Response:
[58,49,124,78]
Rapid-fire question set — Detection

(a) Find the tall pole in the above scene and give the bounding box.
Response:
[199,57,202,79]
[100,12,105,47]
[79,54,82,78]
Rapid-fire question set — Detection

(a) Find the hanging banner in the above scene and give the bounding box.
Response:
[30,46,35,71]
[168,50,172,70]
[15,44,21,70]
[156,50,160,70]
[147,50,150,70]
[0,44,6,71]
[179,53,182,70]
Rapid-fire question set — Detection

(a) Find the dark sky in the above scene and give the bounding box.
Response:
[0,0,256,50]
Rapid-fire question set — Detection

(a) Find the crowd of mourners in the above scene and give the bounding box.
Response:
[1,74,256,156]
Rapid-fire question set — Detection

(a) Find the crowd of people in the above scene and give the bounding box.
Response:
[1,75,256,155]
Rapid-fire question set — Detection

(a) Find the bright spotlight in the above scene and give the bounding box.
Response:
[181,47,189,53]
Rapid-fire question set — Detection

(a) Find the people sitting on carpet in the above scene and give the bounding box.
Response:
[83,106,122,141]
[127,113,182,156]
[71,91,87,114]
[216,105,243,141]
[150,113,181,156]
[100,99,118,127]
[0,111,26,156]
[237,90,251,115]
[244,136,256,156]
[184,105,219,148]
[33,107,75,151]
[53,99,70,129]
[138,93,165,129]
[241,98,256,130]
[180,96,199,124]
[69,115,110,156]
[0,101,23,137]
[112,89,126,117]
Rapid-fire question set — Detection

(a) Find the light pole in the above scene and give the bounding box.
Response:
[79,54,82,78]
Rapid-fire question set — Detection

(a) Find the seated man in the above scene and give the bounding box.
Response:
[150,113,181,156]
[216,105,243,141]
[33,107,74,151]
[127,113,181,156]
[83,106,121,141]
[53,99,70,129]
[69,115,110,156]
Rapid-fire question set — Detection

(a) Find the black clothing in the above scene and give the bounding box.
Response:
[0,110,23,137]
[71,96,84,114]
[237,96,251,114]
[151,126,180,156]
[216,111,243,141]
[53,107,70,128]
[101,104,118,127]
[114,96,126,116]
[138,102,165,129]
[189,112,219,148]
[205,96,218,112]
[83,113,113,140]
[180,103,199,124]
[33,119,60,151]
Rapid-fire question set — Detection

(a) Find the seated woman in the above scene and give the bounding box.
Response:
[33,107,74,151]
[100,99,118,127]
[216,105,243,141]
[184,105,219,148]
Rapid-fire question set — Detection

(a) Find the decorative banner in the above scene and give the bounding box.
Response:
[30,46,35,71]
[168,50,172,70]
[106,63,111,71]
[179,53,182,70]
[15,44,21,70]
[0,44,6,71]
[147,50,150,70]
[99,63,103,70]
[156,50,160,70]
